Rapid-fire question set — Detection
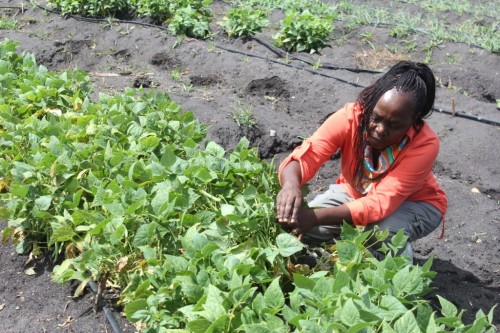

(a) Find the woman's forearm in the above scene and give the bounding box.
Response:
[279,160,302,188]
[312,205,353,225]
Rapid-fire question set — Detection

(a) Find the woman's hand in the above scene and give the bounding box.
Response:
[287,207,319,240]
[276,184,303,226]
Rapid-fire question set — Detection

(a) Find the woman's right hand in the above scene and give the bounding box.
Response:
[276,184,303,227]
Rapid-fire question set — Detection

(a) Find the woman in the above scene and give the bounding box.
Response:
[276,61,447,259]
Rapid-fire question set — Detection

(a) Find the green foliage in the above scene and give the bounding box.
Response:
[219,7,269,37]
[130,0,173,22]
[0,17,17,30]
[168,5,212,39]
[273,10,334,53]
[47,0,131,17]
[1,39,497,332]
[232,102,257,128]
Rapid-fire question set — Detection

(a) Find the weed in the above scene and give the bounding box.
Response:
[181,83,195,93]
[0,16,17,30]
[312,58,321,70]
[27,29,50,40]
[170,69,182,82]
[232,101,257,127]
[446,53,459,64]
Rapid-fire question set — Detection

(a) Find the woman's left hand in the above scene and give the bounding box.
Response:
[285,207,319,240]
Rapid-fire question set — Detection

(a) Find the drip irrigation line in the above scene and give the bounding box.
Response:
[432,108,500,127]
[88,281,121,333]
[28,1,500,128]
[214,44,365,88]
[252,36,383,74]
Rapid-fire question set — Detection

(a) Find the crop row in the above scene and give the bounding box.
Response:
[39,0,500,55]
[0,39,496,332]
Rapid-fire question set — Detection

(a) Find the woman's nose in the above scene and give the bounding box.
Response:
[375,123,387,137]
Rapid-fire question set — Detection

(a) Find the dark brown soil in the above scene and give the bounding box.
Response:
[1,0,499,331]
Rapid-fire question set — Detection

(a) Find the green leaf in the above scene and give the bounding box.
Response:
[203,285,226,322]
[104,202,125,216]
[276,233,303,257]
[264,277,284,310]
[49,224,76,245]
[337,241,361,263]
[133,223,153,246]
[124,299,148,321]
[241,324,272,333]
[205,141,225,157]
[299,320,323,333]
[437,295,458,317]
[380,295,407,317]
[187,319,212,333]
[293,273,315,290]
[35,195,52,211]
[221,204,235,216]
[393,266,423,296]
[332,270,350,292]
[340,298,360,326]
[394,311,420,333]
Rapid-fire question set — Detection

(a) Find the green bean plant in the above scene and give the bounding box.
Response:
[273,10,334,53]
[219,7,269,37]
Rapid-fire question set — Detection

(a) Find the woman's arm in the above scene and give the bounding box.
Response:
[277,161,353,239]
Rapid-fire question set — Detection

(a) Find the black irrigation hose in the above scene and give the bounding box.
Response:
[433,107,500,127]
[88,281,121,333]
[252,36,383,74]
[214,44,366,88]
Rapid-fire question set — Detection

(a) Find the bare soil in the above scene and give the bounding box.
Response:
[1,0,499,331]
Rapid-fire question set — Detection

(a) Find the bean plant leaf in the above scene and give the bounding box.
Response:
[264,277,285,310]
[437,295,458,317]
[394,311,420,333]
[299,320,323,333]
[393,266,423,296]
[276,233,303,257]
[340,298,360,326]
[35,195,52,211]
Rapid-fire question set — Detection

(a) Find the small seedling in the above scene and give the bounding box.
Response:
[232,101,256,128]
[170,69,182,82]
[312,58,321,70]
[182,83,195,93]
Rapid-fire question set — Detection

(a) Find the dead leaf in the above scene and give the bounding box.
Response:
[115,256,130,274]
[58,316,73,328]
[24,267,36,276]
[0,303,5,311]
[471,187,480,193]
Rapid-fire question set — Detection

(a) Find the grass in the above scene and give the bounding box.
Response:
[0,16,17,30]
[232,101,257,128]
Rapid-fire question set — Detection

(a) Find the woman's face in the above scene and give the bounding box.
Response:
[367,88,415,150]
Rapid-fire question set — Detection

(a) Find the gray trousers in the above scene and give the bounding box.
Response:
[303,184,442,247]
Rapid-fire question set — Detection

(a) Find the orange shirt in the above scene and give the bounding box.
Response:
[279,103,447,226]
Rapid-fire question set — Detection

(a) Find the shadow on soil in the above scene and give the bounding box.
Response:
[415,258,500,327]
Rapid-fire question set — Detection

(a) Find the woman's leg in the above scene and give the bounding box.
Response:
[301,184,353,245]
[364,201,442,242]
[364,201,442,259]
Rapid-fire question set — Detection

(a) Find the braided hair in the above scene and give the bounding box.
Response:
[352,61,436,178]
